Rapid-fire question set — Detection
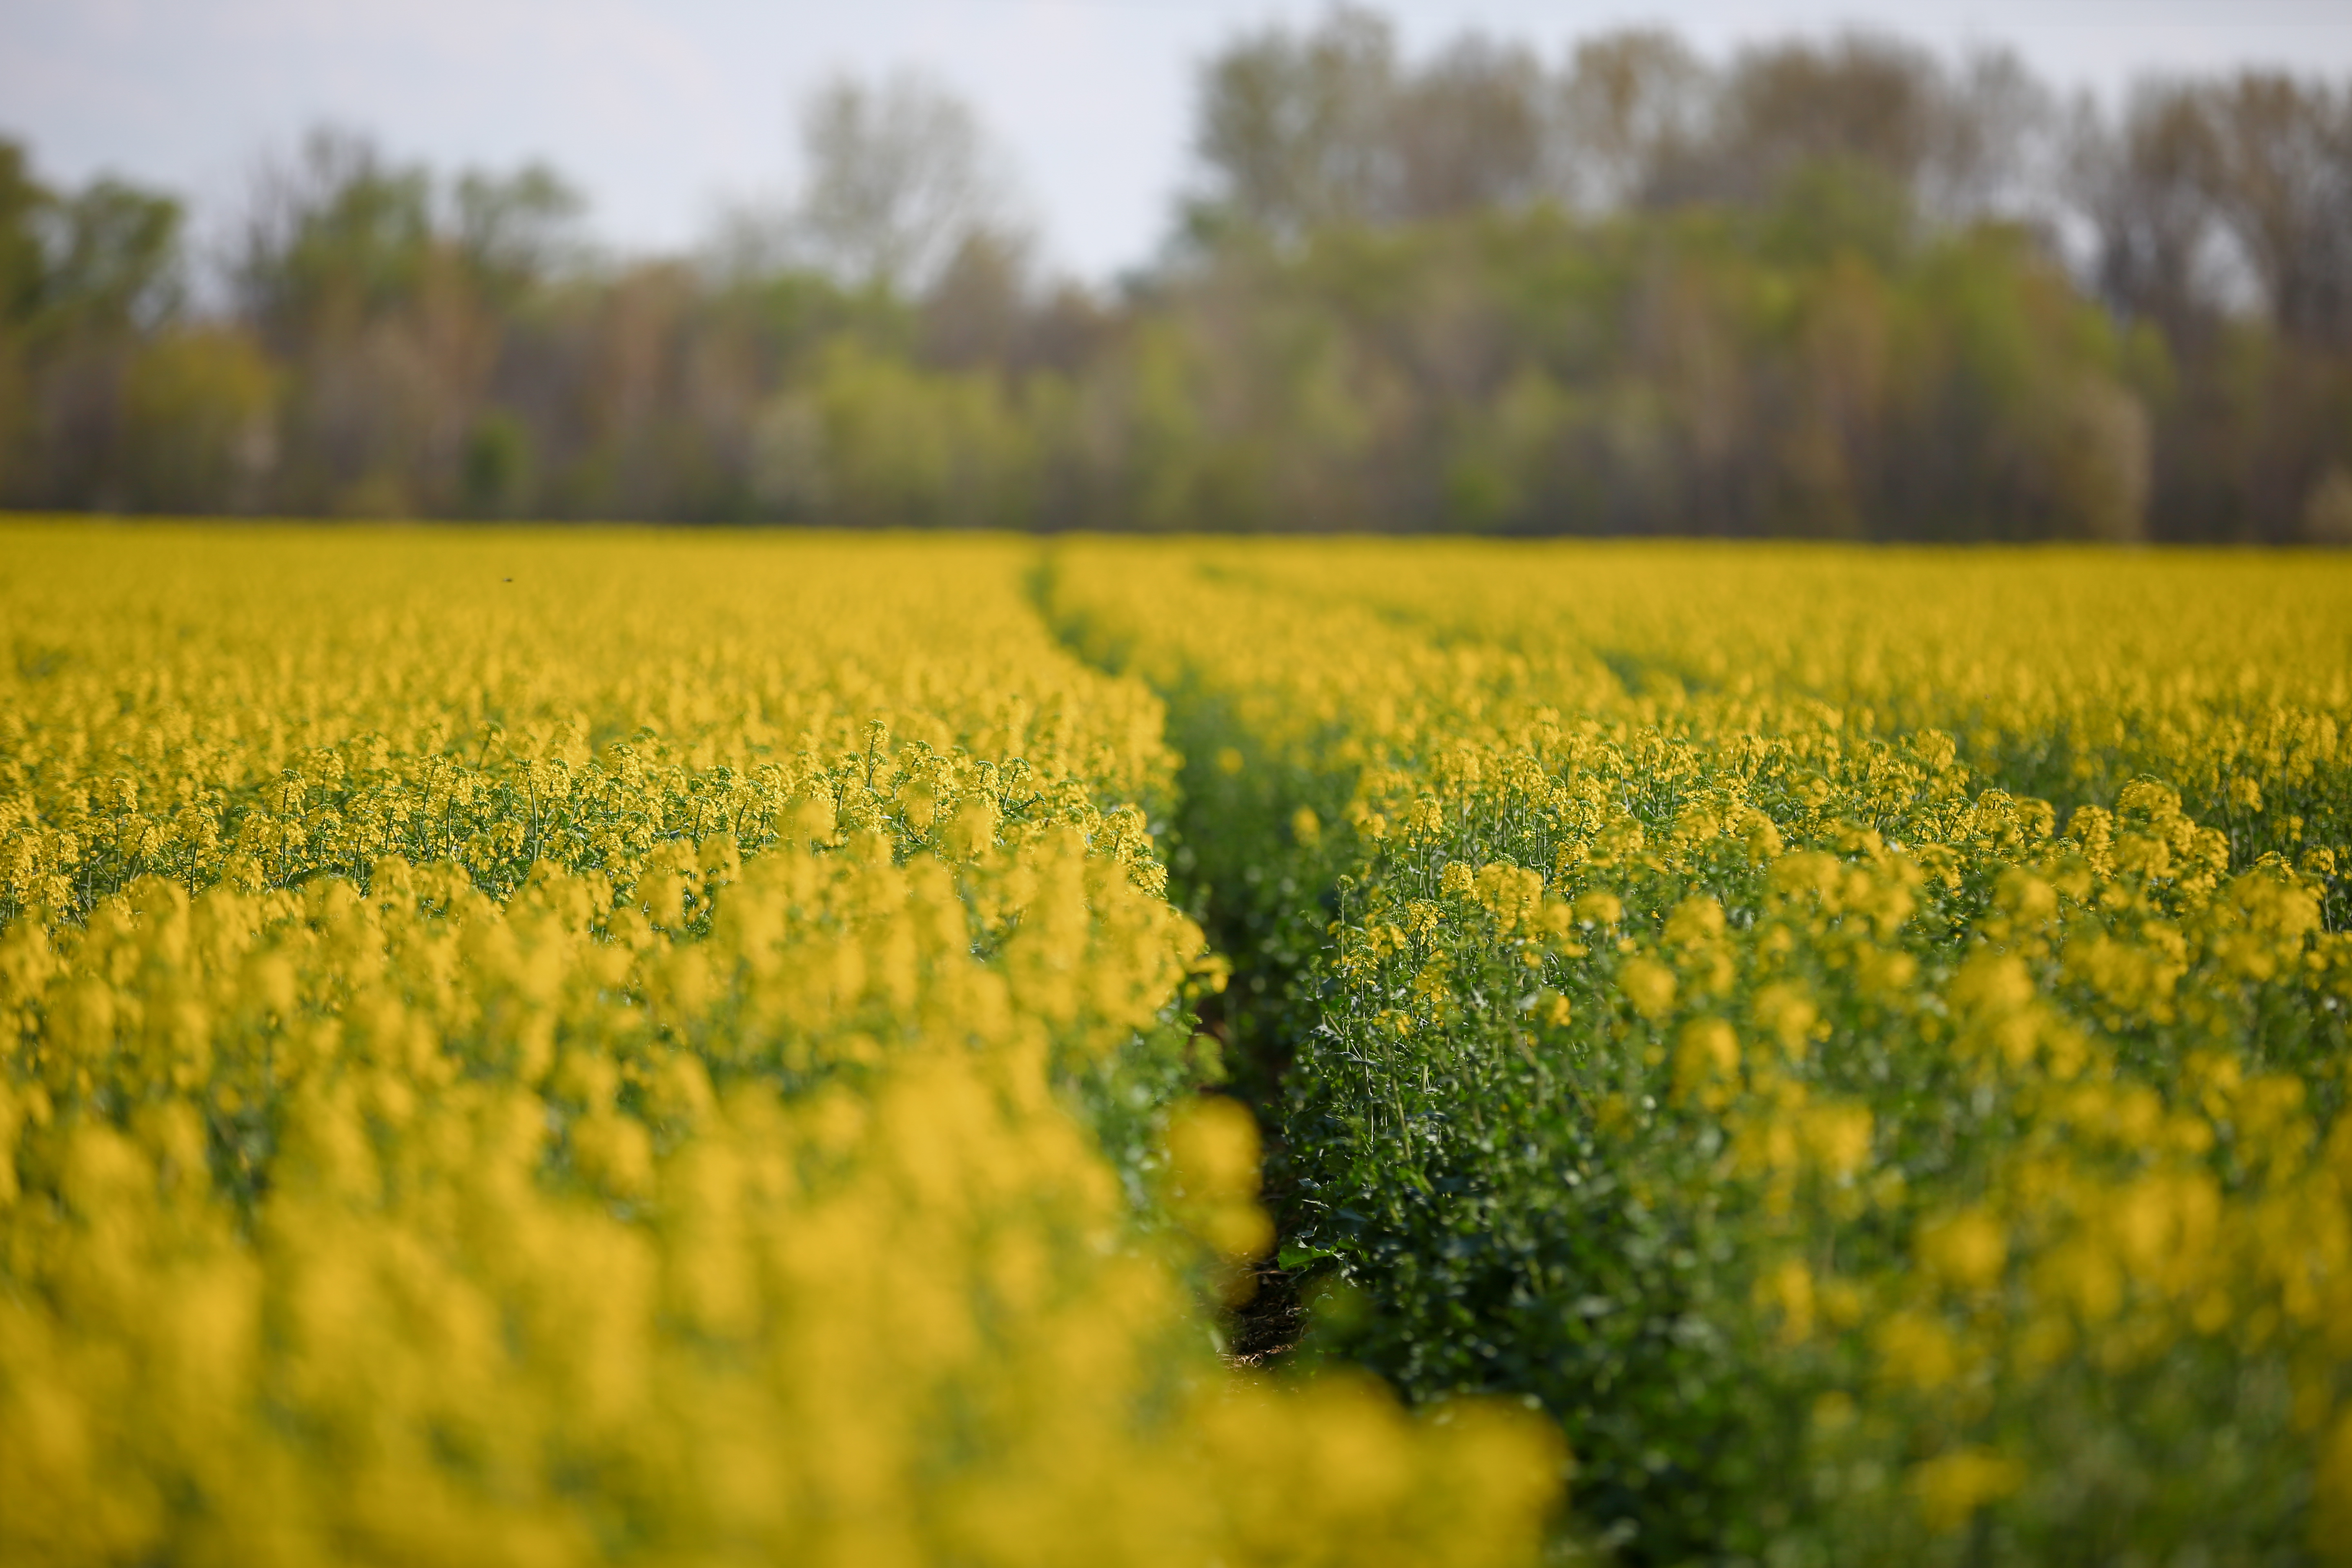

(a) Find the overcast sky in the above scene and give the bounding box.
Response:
[6,0,2350,283]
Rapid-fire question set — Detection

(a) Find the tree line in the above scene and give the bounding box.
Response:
[2,9,2347,541]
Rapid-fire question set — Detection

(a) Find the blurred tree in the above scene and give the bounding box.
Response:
[1552,29,1711,210]
[7,165,187,509]
[1925,49,2059,222]
[453,163,587,307]
[781,336,1033,527]
[0,142,50,497]
[1023,282,1115,376]
[788,72,1014,293]
[36,178,183,337]
[918,227,1033,372]
[2197,74,2352,346]
[2040,376,2152,540]
[2307,467,2352,544]
[1187,6,1400,241]
[1755,158,1917,267]
[1388,35,1546,220]
[119,326,278,512]
[2071,83,2225,342]
[1670,33,1947,206]
[0,143,53,328]
[233,127,433,350]
[460,408,535,517]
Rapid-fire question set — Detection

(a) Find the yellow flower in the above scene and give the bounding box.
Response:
[1916,1207,2008,1295]
[1909,1446,2022,1532]
[1620,958,1677,1022]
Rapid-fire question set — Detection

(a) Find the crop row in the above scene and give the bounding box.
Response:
[1046,540,2352,1564]
[0,525,1557,1568]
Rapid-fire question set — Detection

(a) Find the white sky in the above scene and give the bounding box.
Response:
[5,0,2350,284]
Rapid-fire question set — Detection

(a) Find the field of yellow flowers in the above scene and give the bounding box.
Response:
[0,523,1556,1567]
[1048,539,2352,1565]
[5,523,2349,1566]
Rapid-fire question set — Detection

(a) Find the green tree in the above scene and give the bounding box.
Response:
[233,128,435,349]
[120,326,278,512]
[0,141,48,499]
[1186,6,1401,241]
[460,409,535,517]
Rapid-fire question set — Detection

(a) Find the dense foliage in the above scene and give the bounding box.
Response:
[0,523,1560,1567]
[2,15,2349,541]
[1048,540,2352,1564]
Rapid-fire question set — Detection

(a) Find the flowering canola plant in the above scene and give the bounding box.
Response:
[0,523,1561,1567]
[1047,540,2352,1565]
